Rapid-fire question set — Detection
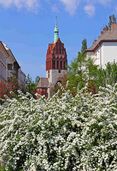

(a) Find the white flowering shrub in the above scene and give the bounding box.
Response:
[0,84,117,171]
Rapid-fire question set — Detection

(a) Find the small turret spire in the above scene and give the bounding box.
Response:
[54,16,59,43]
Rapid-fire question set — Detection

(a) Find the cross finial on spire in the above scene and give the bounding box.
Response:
[54,16,59,43]
[55,16,58,26]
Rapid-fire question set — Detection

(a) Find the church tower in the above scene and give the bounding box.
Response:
[37,20,67,98]
[46,21,67,95]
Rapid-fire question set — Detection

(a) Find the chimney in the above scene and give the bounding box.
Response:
[111,23,117,31]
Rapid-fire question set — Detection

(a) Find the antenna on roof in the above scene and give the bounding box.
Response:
[55,16,58,26]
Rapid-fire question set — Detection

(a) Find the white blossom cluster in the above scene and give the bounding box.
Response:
[0,84,117,171]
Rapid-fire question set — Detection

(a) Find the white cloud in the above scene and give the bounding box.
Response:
[84,3,95,16]
[52,3,60,13]
[83,0,112,16]
[97,0,112,6]
[59,0,112,16]
[0,0,39,11]
[0,0,113,15]
[60,0,80,15]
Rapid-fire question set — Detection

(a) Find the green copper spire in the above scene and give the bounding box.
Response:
[54,17,59,43]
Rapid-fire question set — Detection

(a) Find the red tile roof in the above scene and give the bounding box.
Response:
[86,23,117,52]
[37,77,49,88]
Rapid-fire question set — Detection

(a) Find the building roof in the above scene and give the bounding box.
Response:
[86,16,117,52]
[46,38,65,56]
[0,41,10,57]
[0,41,20,67]
[37,77,49,88]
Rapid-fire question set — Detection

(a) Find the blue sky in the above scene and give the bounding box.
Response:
[0,0,117,80]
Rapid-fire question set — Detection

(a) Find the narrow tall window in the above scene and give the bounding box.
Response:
[57,60,59,69]
[52,60,55,69]
[60,61,62,69]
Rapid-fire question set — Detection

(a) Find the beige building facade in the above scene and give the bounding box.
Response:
[0,41,26,89]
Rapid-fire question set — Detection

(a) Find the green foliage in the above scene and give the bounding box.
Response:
[68,40,117,95]
[25,74,36,95]
[81,39,87,53]
[35,76,40,85]
[0,165,6,171]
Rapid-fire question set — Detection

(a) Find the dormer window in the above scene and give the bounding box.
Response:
[7,64,12,70]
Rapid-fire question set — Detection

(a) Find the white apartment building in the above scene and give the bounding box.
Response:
[86,15,117,67]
